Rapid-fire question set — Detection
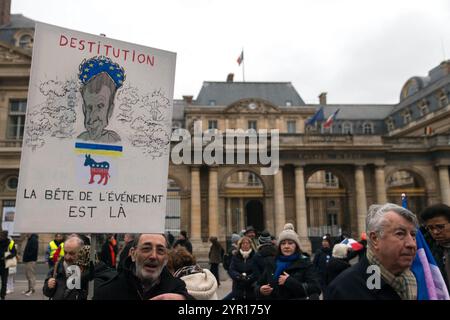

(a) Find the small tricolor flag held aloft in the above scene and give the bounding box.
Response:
[323,109,340,128]
[237,50,244,66]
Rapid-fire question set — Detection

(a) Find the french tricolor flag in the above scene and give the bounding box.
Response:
[323,109,340,128]
[340,237,364,251]
[411,230,450,300]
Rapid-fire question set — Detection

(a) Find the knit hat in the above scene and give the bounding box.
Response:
[332,244,349,259]
[258,230,272,245]
[244,226,256,235]
[277,223,301,249]
[231,233,241,244]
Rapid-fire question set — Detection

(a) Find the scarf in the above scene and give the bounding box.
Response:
[240,249,252,259]
[367,248,417,300]
[274,253,299,280]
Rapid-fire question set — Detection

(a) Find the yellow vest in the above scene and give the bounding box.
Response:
[8,240,14,251]
[49,240,65,260]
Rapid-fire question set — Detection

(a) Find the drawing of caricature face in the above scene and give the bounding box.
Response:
[78,72,121,143]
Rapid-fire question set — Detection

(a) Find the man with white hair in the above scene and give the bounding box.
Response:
[325,203,418,300]
[43,235,85,300]
[94,233,192,300]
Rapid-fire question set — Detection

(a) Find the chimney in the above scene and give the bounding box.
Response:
[182,95,193,104]
[226,73,234,82]
[0,0,11,26]
[319,92,327,105]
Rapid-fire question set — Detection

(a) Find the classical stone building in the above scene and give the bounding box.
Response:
[1,3,449,255]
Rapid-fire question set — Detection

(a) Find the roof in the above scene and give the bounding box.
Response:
[194,81,305,106]
[320,104,394,120]
[0,14,36,30]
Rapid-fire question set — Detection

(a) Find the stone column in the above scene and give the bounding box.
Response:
[355,165,368,236]
[438,165,450,206]
[274,167,286,235]
[295,166,311,253]
[298,118,305,134]
[239,198,245,230]
[190,167,201,241]
[226,198,232,235]
[208,167,219,238]
[375,165,388,204]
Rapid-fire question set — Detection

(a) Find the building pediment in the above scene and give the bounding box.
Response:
[0,41,31,64]
[225,98,280,114]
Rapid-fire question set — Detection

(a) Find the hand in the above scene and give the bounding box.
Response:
[278,272,289,286]
[48,278,56,289]
[150,293,186,300]
[259,284,273,296]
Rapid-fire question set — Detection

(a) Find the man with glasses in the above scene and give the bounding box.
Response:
[94,233,192,300]
[420,204,450,294]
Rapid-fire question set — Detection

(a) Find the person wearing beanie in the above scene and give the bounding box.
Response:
[255,223,321,300]
[313,235,333,291]
[253,230,277,278]
[325,244,351,286]
[228,236,257,300]
[244,226,259,250]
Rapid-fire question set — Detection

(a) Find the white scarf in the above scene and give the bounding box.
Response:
[240,249,252,259]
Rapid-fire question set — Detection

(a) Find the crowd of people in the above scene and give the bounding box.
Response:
[0,202,449,300]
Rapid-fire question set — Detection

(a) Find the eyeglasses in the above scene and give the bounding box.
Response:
[425,223,448,233]
[137,245,167,255]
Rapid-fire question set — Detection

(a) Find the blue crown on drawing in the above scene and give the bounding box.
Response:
[78,56,125,89]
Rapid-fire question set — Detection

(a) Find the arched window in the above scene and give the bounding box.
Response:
[18,34,33,49]
[362,122,373,134]
[342,122,352,134]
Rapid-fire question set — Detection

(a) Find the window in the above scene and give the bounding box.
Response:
[247,173,260,186]
[362,122,373,134]
[209,100,216,106]
[325,171,338,187]
[208,120,218,130]
[18,34,33,49]
[327,213,338,226]
[386,117,395,131]
[402,109,412,125]
[418,99,429,116]
[248,120,257,130]
[287,120,296,133]
[438,91,448,108]
[285,100,293,107]
[342,122,353,134]
[6,176,18,190]
[7,100,27,139]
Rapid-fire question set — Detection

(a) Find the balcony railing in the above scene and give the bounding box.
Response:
[0,140,22,148]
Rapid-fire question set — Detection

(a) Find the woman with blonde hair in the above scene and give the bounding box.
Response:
[228,236,257,300]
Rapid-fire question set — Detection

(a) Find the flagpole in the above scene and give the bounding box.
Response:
[242,48,245,82]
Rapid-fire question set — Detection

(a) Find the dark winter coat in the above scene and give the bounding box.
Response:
[43,259,87,300]
[313,247,332,286]
[23,234,39,263]
[209,241,224,264]
[253,244,277,278]
[117,240,134,273]
[93,256,193,300]
[325,256,402,300]
[100,240,118,269]
[325,257,351,285]
[255,254,321,300]
[173,239,193,254]
[228,250,257,299]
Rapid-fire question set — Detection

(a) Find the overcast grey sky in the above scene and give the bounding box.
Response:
[11,0,450,104]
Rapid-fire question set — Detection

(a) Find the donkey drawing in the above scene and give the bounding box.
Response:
[84,154,110,185]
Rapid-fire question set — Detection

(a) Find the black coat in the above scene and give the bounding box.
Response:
[173,239,193,254]
[93,256,193,300]
[100,241,118,269]
[325,256,401,300]
[255,254,321,300]
[23,234,39,263]
[228,250,258,299]
[313,247,332,286]
[117,240,134,273]
[43,259,87,300]
[253,244,277,278]
[325,257,350,285]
